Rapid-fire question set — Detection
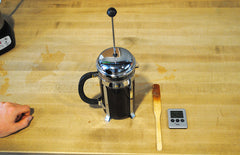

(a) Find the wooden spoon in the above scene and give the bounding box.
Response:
[152,84,162,151]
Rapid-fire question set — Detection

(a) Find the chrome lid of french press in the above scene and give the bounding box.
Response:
[96,47,136,81]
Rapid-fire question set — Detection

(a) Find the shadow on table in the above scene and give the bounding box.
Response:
[134,75,152,112]
[1,0,24,28]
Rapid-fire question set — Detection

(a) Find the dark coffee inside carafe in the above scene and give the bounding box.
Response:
[108,86,130,119]
[100,83,131,119]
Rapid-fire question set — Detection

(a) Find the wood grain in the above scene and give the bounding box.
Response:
[0,0,240,154]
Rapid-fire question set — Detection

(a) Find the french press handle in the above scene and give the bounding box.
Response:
[78,71,99,104]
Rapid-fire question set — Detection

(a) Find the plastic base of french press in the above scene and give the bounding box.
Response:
[104,113,135,122]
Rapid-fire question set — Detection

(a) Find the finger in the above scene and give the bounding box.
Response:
[20,114,30,121]
[15,113,30,122]
[11,116,33,133]
[15,105,31,116]
[3,102,31,115]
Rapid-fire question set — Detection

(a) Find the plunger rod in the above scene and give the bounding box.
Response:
[111,17,116,56]
[107,7,117,57]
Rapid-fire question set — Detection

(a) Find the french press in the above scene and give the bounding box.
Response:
[78,8,137,122]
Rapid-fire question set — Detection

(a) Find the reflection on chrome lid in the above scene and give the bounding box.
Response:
[96,47,136,81]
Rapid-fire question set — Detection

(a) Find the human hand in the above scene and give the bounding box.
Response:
[0,102,33,138]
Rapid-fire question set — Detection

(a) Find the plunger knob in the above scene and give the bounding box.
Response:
[107,7,117,17]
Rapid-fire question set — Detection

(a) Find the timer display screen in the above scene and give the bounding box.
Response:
[170,111,184,118]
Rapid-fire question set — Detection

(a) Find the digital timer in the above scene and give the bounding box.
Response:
[168,109,188,129]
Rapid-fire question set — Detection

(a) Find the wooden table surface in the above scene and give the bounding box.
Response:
[0,0,240,154]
